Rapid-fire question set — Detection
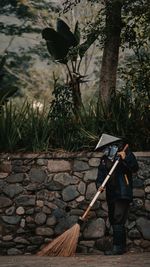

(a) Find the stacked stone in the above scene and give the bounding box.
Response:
[126,157,150,252]
[0,152,150,255]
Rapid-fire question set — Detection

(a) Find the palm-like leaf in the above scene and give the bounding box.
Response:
[74,21,80,45]
[42,28,69,64]
[79,31,99,58]
[57,18,78,47]
[42,19,78,64]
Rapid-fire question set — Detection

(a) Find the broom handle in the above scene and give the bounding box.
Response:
[80,144,128,221]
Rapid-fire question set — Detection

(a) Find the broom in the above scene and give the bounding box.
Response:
[37,144,128,257]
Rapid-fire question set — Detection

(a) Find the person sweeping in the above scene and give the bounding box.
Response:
[37,133,138,257]
[95,133,139,255]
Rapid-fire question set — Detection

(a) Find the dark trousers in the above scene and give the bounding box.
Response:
[107,199,130,225]
[107,199,130,251]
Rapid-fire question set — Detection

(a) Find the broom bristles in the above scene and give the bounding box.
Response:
[37,223,80,257]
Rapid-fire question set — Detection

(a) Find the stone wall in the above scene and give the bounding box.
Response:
[0,151,150,255]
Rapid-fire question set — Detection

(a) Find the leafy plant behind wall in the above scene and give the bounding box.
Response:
[42,17,100,115]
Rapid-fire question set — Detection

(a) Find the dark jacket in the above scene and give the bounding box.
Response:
[96,149,139,202]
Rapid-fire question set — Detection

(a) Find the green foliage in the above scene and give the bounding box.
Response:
[49,83,74,120]
[0,0,35,18]
[0,23,41,36]
[49,118,80,151]
[48,83,78,151]
[0,101,27,152]
[0,55,18,107]
[0,100,51,152]
[21,102,51,152]
[0,92,149,152]
[0,86,18,104]
[0,51,46,101]
[78,11,103,58]
[78,92,149,151]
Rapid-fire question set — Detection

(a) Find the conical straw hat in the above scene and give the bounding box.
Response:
[95,133,122,150]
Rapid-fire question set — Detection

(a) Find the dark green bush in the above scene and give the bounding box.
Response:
[0,91,149,152]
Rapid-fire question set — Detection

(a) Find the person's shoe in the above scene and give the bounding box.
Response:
[104,225,127,255]
[104,245,125,256]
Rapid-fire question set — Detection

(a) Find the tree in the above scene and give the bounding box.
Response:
[98,0,123,106]
[63,0,150,109]
[98,0,150,107]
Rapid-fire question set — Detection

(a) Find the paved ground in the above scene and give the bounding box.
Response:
[0,253,150,267]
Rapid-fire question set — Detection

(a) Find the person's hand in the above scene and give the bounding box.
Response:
[118,151,126,160]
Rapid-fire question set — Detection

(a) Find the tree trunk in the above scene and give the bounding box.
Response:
[66,64,83,116]
[98,0,123,107]
[72,77,83,113]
